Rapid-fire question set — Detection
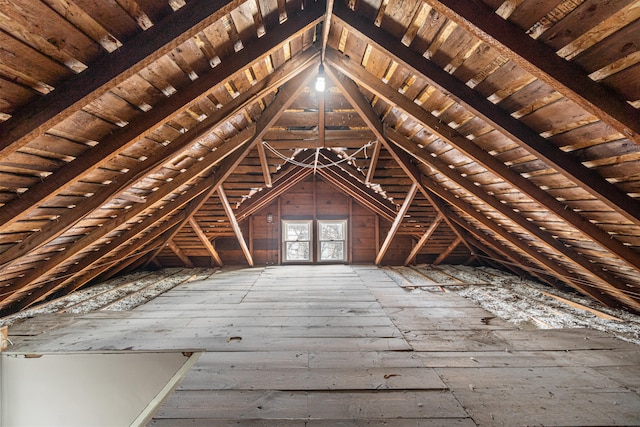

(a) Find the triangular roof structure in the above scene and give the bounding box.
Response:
[0,0,639,315]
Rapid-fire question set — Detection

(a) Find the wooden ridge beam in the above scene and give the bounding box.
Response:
[264,138,374,149]
[189,218,224,267]
[218,186,253,267]
[332,3,640,226]
[0,0,324,157]
[321,0,334,61]
[403,214,443,266]
[386,126,639,309]
[0,11,324,235]
[325,47,640,274]
[427,0,640,145]
[376,182,417,265]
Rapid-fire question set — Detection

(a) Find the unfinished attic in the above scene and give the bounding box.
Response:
[0,0,640,425]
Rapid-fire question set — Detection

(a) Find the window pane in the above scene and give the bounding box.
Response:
[319,223,344,240]
[320,241,344,261]
[286,241,310,261]
[286,223,310,241]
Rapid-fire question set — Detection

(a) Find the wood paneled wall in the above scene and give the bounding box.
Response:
[216,175,413,266]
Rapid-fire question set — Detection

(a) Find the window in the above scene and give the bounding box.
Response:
[282,220,312,262]
[318,220,347,262]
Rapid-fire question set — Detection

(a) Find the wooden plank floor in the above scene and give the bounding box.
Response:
[7,265,640,426]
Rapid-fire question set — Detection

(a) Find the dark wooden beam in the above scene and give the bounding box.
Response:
[256,142,273,188]
[375,182,417,265]
[141,181,231,270]
[0,0,324,157]
[235,167,314,222]
[218,186,253,267]
[386,126,639,309]
[316,152,398,222]
[434,237,461,265]
[189,217,224,267]
[321,0,334,61]
[325,64,472,253]
[419,168,635,310]
[332,3,640,226]
[167,240,195,268]
[365,140,381,184]
[427,0,640,145]
[325,47,640,274]
[0,7,322,231]
[4,52,317,271]
[264,137,373,149]
[0,127,256,304]
[403,214,443,266]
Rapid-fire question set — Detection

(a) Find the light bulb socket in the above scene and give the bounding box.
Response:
[315,63,325,92]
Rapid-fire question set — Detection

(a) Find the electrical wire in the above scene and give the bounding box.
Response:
[263,140,376,169]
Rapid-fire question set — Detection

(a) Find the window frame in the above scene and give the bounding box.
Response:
[281,219,313,263]
[317,219,348,263]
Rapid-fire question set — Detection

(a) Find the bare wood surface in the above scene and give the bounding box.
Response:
[5,265,640,426]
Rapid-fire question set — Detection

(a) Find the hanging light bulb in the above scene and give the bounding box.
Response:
[315,63,325,92]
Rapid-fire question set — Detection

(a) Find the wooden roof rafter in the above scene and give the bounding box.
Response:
[0,0,263,156]
[324,63,473,255]
[332,2,640,226]
[425,0,640,145]
[324,40,640,275]
[0,8,325,234]
[0,49,320,270]
[316,150,398,221]
[218,186,254,266]
[0,127,256,309]
[189,217,224,267]
[422,169,640,312]
[376,182,418,265]
[404,214,443,266]
[386,125,640,302]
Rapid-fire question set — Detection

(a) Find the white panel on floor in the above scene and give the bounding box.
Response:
[1,351,194,427]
